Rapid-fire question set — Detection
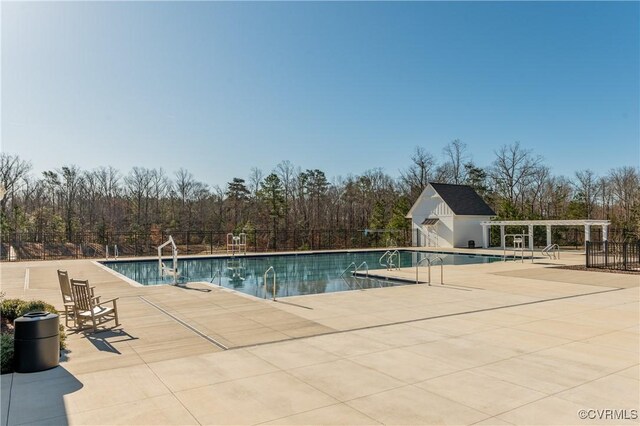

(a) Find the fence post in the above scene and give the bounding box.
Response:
[253,229,257,252]
[585,241,590,268]
[604,240,609,268]
[623,242,627,270]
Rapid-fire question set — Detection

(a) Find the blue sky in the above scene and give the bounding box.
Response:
[2,1,638,185]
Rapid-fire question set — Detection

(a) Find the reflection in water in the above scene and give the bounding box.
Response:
[103,251,501,298]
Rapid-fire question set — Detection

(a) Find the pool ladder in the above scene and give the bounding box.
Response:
[339,261,370,290]
[340,262,357,277]
[105,244,119,260]
[379,250,400,270]
[415,256,444,285]
[264,266,277,300]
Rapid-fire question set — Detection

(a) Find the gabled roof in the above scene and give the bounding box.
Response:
[430,182,496,216]
[406,182,496,218]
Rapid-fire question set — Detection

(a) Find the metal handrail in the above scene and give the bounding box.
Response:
[158,235,179,285]
[355,261,369,278]
[542,243,560,259]
[340,262,357,277]
[415,256,430,285]
[431,256,444,284]
[378,251,391,267]
[379,250,400,270]
[415,256,444,285]
[390,249,400,270]
[210,269,222,285]
[104,244,119,260]
[263,266,276,301]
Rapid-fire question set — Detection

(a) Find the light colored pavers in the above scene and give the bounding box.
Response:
[148,349,279,392]
[303,332,394,358]
[405,336,521,369]
[347,347,459,383]
[554,374,640,409]
[24,394,199,425]
[346,385,490,425]
[246,340,340,370]
[261,403,381,425]
[174,371,338,424]
[496,395,637,425]
[8,364,169,425]
[1,251,638,425]
[288,359,404,401]
[416,371,547,416]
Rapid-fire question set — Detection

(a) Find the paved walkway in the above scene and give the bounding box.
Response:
[1,252,638,425]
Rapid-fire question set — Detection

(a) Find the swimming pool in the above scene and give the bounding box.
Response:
[102,250,501,298]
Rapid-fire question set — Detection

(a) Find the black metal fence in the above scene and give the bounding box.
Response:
[0,229,411,262]
[586,241,640,271]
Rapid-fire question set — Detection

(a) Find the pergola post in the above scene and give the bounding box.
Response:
[584,224,591,244]
[528,224,534,250]
[500,225,505,249]
[481,224,489,248]
[602,224,608,242]
[546,225,552,247]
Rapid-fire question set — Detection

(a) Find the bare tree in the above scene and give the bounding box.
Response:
[125,167,153,230]
[574,169,600,219]
[95,166,121,232]
[490,142,542,213]
[276,160,296,229]
[149,168,169,225]
[59,165,84,239]
[0,153,32,218]
[400,146,436,201]
[608,166,640,227]
[529,166,550,217]
[248,167,264,199]
[442,139,468,184]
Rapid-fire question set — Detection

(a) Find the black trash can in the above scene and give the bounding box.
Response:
[14,311,60,373]
[468,240,475,248]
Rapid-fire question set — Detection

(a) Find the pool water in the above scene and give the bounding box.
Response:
[102,250,501,298]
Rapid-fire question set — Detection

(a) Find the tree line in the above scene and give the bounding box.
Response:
[1,140,638,243]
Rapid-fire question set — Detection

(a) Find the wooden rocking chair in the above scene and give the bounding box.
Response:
[58,270,100,328]
[57,270,76,328]
[70,279,119,332]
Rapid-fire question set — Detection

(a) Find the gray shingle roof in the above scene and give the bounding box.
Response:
[430,182,496,216]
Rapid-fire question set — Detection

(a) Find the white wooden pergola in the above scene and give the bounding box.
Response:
[479,219,611,250]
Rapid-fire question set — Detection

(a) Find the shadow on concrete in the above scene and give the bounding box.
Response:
[176,284,212,293]
[83,329,138,354]
[4,365,83,426]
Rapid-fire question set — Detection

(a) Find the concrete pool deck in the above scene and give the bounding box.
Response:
[1,250,638,425]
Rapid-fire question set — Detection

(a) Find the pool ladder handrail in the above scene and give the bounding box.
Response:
[263,266,277,301]
[415,256,444,285]
[104,244,118,260]
[379,250,400,270]
[210,269,222,285]
[542,243,560,259]
[355,261,369,278]
[340,262,357,277]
